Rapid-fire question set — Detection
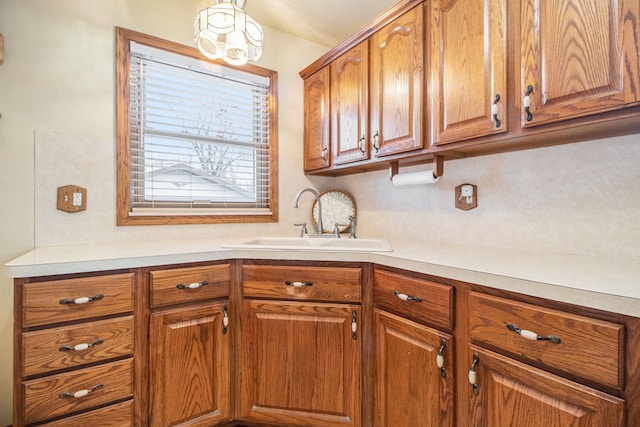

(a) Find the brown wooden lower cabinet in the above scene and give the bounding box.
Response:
[149,301,231,427]
[240,300,362,427]
[14,261,640,426]
[467,346,625,426]
[373,309,454,427]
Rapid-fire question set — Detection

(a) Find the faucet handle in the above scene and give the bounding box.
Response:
[348,216,357,239]
[294,222,308,237]
[333,223,347,238]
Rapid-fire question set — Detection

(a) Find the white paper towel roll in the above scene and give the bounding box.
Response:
[391,170,439,186]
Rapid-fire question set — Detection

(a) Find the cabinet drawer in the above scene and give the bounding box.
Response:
[38,400,133,426]
[243,265,361,302]
[468,292,625,389]
[23,273,134,327]
[374,269,453,331]
[23,358,133,425]
[150,264,230,307]
[23,316,134,377]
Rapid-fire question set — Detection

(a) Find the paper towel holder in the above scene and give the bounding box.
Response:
[389,156,444,181]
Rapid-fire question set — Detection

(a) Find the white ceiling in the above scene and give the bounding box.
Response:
[246,0,399,49]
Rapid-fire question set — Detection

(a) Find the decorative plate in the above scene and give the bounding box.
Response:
[311,190,356,233]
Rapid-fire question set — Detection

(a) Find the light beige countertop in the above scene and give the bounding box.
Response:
[5,236,640,317]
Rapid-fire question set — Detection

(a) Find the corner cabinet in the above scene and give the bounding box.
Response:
[240,262,363,426]
[301,2,427,173]
[148,264,232,427]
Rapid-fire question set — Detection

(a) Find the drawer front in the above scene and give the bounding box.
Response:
[23,316,134,377]
[374,269,453,331]
[150,264,230,307]
[468,292,624,389]
[23,273,134,327]
[23,358,133,425]
[243,265,361,302]
[39,400,133,426]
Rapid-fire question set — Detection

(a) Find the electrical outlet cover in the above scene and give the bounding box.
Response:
[455,184,477,211]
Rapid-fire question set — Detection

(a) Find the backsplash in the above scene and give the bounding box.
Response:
[36,130,640,258]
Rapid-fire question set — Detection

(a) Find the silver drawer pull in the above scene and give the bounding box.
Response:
[506,323,562,344]
[284,281,313,287]
[59,338,104,352]
[394,290,422,302]
[59,383,103,399]
[176,280,208,289]
[59,294,104,305]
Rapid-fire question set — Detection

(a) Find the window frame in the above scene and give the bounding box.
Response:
[115,27,278,225]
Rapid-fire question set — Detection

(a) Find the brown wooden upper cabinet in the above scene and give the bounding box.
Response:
[301,3,427,172]
[303,66,331,171]
[332,41,370,166]
[429,0,508,145]
[301,0,640,173]
[518,0,640,127]
[430,0,640,146]
[369,4,425,157]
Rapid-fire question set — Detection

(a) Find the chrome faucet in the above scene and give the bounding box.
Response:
[293,188,323,234]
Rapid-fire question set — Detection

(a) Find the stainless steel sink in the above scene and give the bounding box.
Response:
[222,237,392,252]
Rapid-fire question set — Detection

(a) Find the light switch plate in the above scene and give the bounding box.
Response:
[57,185,87,213]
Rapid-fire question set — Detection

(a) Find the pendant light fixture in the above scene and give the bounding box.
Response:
[194,0,263,66]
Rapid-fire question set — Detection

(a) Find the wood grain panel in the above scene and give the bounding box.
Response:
[468,292,625,389]
[150,263,230,307]
[243,264,361,302]
[241,300,361,426]
[304,66,331,171]
[468,345,624,426]
[22,273,134,327]
[374,269,453,331]
[149,301,231,426]
[374,309,454,427]
[22,359,133,425]
[22,316,133,376]
[38,400,133,426]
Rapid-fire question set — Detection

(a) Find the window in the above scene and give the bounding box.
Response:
[116,27,278,225]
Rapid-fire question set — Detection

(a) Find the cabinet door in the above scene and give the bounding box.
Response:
[430,0,508,145]
[241,300,361,427]
[304,66,331,171]
[370,5,425,156]
[520,0,640,127]
[467,346,625,426]
[331,41,369,165]
[374,310,454,427]
[149,301,230,427]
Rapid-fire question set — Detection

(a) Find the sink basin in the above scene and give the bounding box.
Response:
[222,237,392,252]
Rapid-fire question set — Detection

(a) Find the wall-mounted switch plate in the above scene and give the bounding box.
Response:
[57,185,87,213]
[455,183,477,210]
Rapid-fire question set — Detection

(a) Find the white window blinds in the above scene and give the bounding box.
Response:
[128,42,272,215]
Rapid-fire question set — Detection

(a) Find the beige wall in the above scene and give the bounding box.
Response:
[0,0,329,421]
[1,0,639,423]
